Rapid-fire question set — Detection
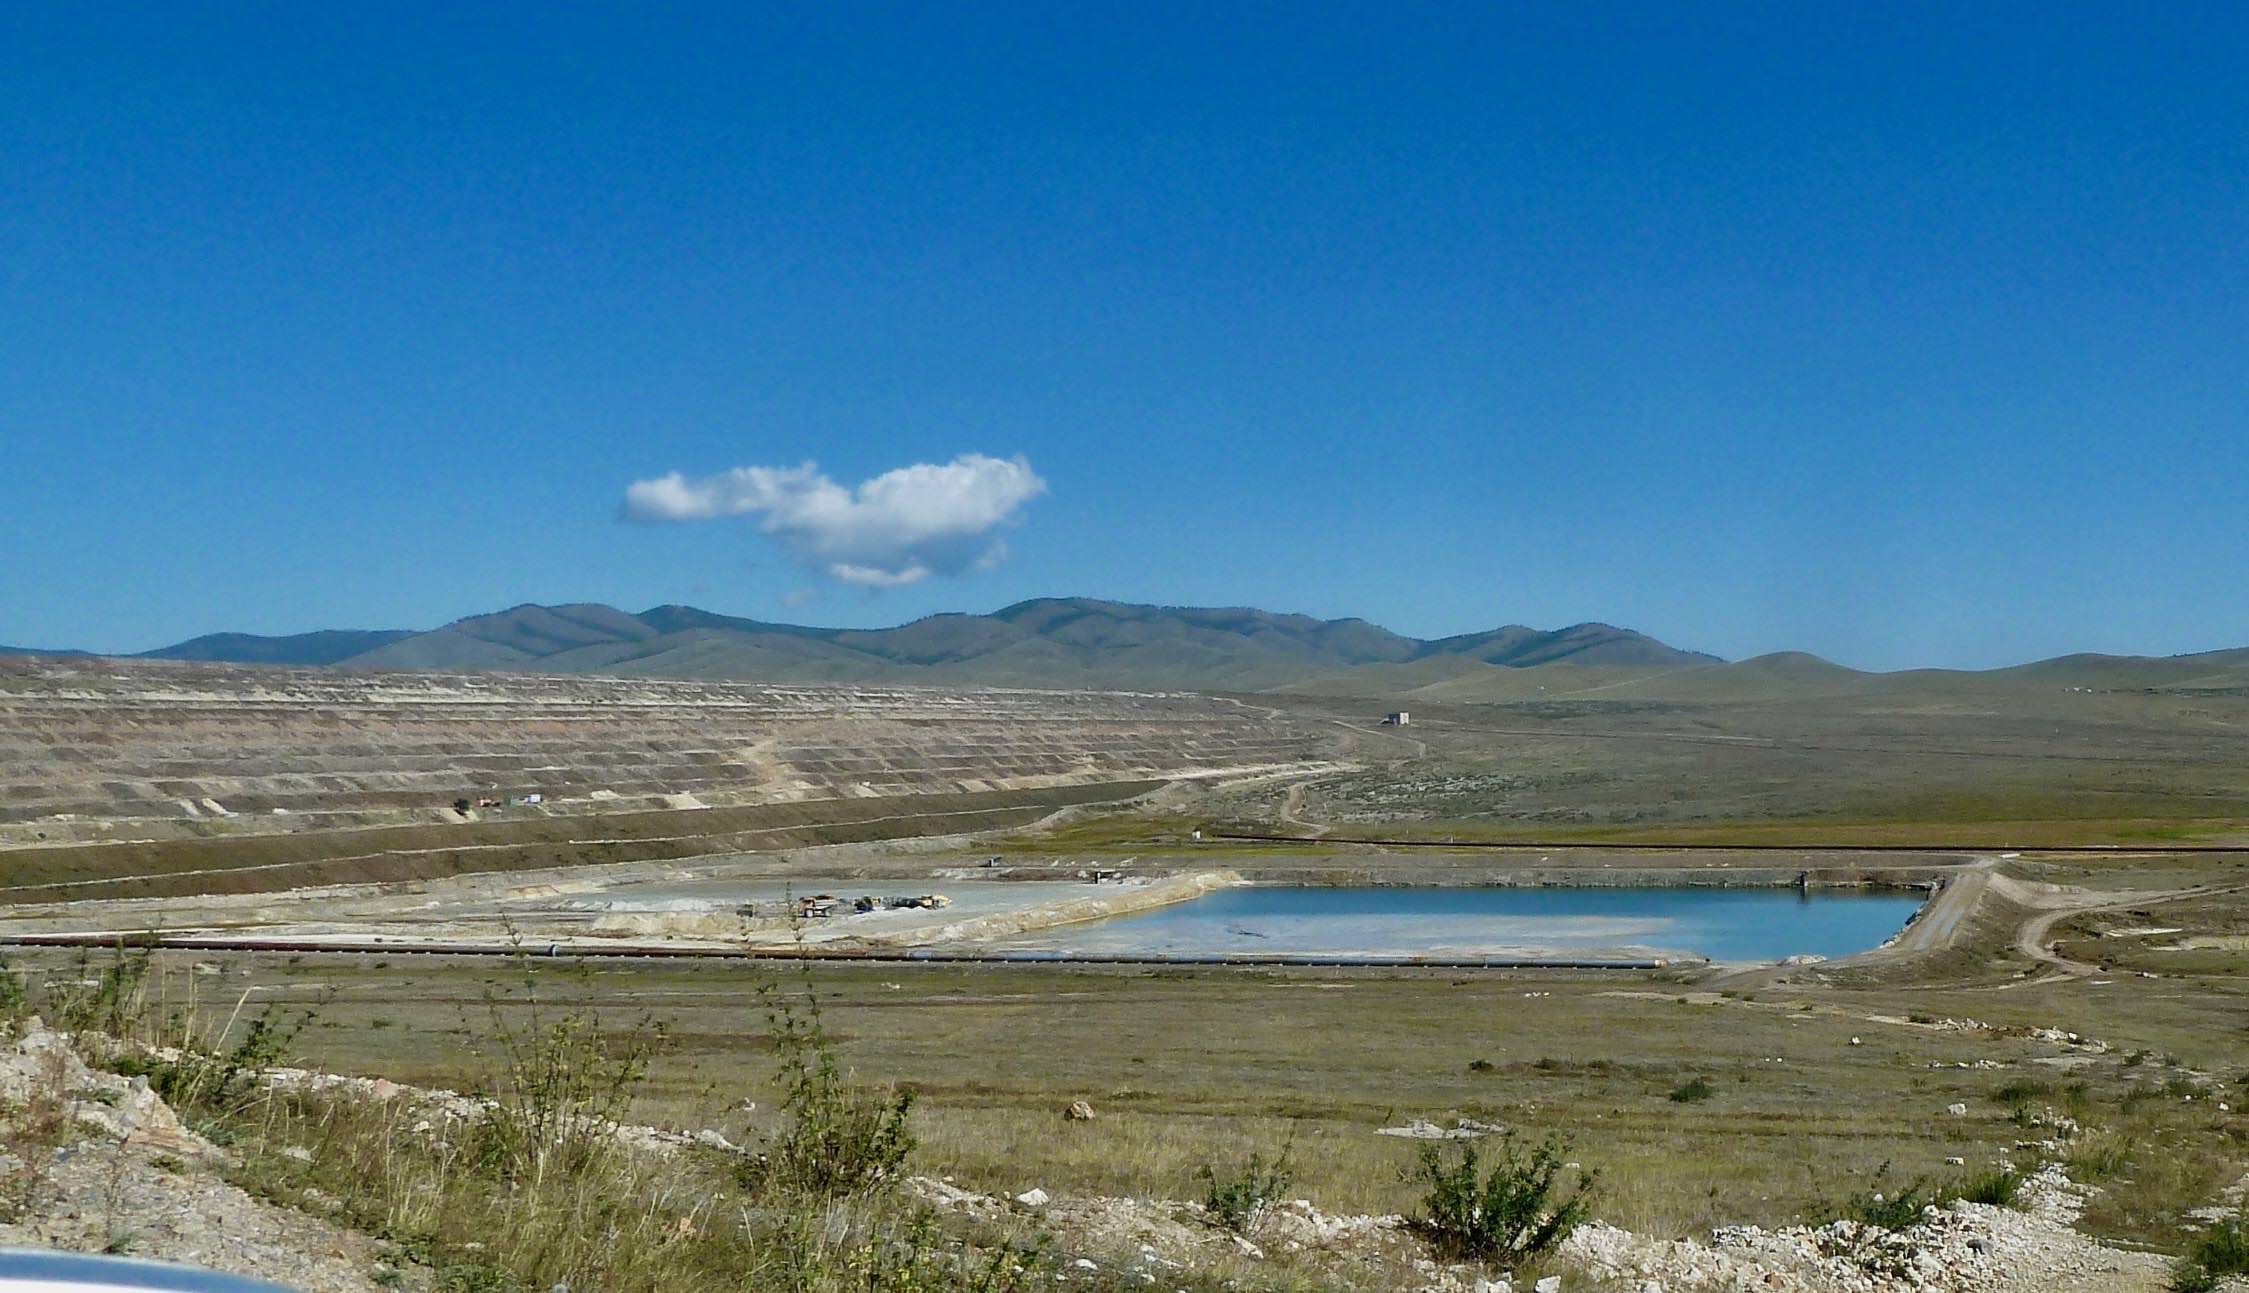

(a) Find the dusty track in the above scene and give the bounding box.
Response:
[1699,856,2239,988]
[1997,876,2249,985]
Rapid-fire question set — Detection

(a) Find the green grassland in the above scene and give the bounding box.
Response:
[1201,678,2249,848]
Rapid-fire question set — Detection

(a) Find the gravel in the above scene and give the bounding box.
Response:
[0,1020,413,1293]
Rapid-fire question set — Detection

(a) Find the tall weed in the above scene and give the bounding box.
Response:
[1198,1141,1296,1235]
[2169,1217,2249,1293]
[740,973,916,1199]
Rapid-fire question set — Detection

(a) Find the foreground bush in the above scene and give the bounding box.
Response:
[2170,1217,2249,1293]
[739,976,917,1198]
[1198,1142,1296,1235]
[1956,1165,2024,1208]
[1408,1133,1597,1267]
[1821,1162,2026,1231]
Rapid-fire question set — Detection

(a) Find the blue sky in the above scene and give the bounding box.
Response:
[3,3,2244,669]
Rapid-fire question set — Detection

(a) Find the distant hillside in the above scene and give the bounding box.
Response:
[115,597,1717,689]
[1984,647,2249,692]
[27,601,2249,695]
[140,629,416,667]
[1283,643,2249,705]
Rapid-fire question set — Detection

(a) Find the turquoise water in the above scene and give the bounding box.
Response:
[997,884,1924,962]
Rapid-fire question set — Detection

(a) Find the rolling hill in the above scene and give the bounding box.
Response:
[87,598,1717,689]
[24,600,2240,696]
[1283,644,2249,705]
[139,629,416,667]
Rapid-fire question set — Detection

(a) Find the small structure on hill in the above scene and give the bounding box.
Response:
[1382,711,1410,726]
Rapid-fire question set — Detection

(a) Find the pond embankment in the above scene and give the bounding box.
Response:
[834,870,1244,948]
[581,869,1246,948]
[1023,859,1948,896]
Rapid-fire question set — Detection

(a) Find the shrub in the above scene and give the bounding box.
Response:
[2065,1133,2133,1182]
[1815,1162,1941,1231]
[0,1041,74,1220]
[1820,1160,2025,1232]
[1669,1076,1716,1104]
[147,1000,318,1121]
[1851,1179,1939,1230]
[2170,1217,2249,1293]
[831,1212,1041,1293]
[1957,1166,2024,1208]
[47,944,154,1038]
[1407,1133,1597,1267]
[739,975,916,1199]
[1197,1142,1295,1235]
[436,1263,522,1293]
[466,1004,655,1188]
[0,960,27,1032]
[1990,1078,2053,1105]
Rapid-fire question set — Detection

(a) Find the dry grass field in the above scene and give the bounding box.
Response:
[87,869,2241,1255]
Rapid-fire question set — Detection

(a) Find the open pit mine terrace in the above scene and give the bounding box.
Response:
[0,654,1324,882]
[0,656,1953,970]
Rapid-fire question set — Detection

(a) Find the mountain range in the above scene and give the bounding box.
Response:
[11,599,2244,699]
[3,598,1715,690]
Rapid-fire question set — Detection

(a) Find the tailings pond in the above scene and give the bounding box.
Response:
[991,884,1925,962]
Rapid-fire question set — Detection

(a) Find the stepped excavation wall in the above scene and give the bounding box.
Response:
[0,657,1333,895]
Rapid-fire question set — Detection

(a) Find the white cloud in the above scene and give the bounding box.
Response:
[623,454,1047,587]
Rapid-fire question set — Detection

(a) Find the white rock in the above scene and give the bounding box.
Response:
[1946,1102,1969,1116]
[1015,1188,1049,1207]
[1534,1278,1561,1293]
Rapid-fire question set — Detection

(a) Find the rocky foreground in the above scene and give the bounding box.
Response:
[0,1023,2231,1293]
